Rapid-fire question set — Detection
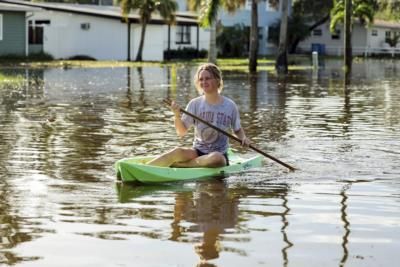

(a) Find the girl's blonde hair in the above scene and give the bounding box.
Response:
[194,63,224,94]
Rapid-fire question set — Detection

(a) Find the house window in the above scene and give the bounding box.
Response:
[267,26,275,43]
[176,25,191,44]
[81,23,90,30]
[28,20,50,45]
[0,14,3,41]
[35,20,50,25]
[385,31,391,39]
[331,29,340,40]
[313,29,322,36]
[29,21,44,45]
[371,29,378,36]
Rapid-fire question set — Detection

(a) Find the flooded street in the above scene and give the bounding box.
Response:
[0,60,399,267]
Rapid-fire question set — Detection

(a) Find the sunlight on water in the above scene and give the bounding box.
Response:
[0,61,399,266]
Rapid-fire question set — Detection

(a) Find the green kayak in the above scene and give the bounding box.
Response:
[115,151,263,184]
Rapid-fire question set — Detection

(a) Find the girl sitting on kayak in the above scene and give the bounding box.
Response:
[148,63,250,167]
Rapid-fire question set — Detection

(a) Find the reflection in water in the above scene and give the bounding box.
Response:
[170,180,239,265]
[281,193,292,267]
[116,179,291,266]
[342,79,352,135]
[339,182,351,267]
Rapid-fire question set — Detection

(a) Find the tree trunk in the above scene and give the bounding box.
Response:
[208,21,217,64]
[275,0,289,74]
[344,0,352,74]
[249,0,258,73]
[136,21,148,62]
[290,15,330,53]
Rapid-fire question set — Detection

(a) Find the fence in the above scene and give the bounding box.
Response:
[298,44,400,57]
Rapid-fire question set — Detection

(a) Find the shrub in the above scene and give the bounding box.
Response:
[68,55,97,61]
[217,24,250,57]
[164,47,207,60]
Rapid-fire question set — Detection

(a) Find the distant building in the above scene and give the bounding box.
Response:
[297,19,400,57]
[1,0,209,61]
[175,0,290,56]
[0,2,39,57]
[219,0,289,55]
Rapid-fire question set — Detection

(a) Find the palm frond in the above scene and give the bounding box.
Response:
[353,3,375,25]
[330,10,344,32]
[156,0,178,24]
[199,0,220,27]
[187,0,202,11]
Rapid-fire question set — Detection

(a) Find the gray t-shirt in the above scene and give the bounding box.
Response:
[181,96,241,154]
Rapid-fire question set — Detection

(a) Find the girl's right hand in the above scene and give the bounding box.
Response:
[170,101,181,116]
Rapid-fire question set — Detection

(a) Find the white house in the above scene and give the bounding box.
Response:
[219,0,290,55]
[175,0,290,56]
[0,2,39,57]
[2,0,210,61]
[297,19,400,56]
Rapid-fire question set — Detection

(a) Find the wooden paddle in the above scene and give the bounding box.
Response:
[163,99,296,171]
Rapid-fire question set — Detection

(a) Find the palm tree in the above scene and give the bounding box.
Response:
[275,0,289,74]
[188,0,245,63]
[118,0,177,61]
[330,0,375,72]
[250,0,280,72]
[344,0,352,74]
[249,0,258,72]
[376,0,400,20]
[290,0,334,53]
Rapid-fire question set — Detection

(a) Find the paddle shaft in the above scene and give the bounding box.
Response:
[163,99,296,171]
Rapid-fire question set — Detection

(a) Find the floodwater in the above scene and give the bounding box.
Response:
[0,60,399,267]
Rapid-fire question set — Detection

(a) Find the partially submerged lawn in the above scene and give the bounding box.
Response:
[0,56,312,72]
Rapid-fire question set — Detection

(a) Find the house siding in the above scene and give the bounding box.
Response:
[0,11,26,56]
[31,11,207,61]
[35,12,128,60]
[219,4,283,55]
[297,20,400,56]
[174,0,290,56]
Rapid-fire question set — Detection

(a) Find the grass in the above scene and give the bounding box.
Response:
[0,55,313,72]
[0,72,24,86]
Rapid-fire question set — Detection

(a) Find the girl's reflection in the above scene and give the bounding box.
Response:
[170,180,238,265]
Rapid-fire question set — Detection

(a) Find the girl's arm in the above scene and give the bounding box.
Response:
[171,101,188,137]
[234,128,251,147]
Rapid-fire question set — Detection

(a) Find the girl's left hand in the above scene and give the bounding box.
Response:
[241,137,251,147]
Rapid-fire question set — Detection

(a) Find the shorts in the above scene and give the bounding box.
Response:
[195,148,230,166]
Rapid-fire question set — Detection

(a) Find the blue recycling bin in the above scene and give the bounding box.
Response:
[311,43,325,55]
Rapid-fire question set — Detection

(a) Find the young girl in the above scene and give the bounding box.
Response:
[148,63,250,167]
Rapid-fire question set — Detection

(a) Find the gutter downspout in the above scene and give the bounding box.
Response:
[196,25,199,57]
[167,24,170,60]
[26,12,34,57]
[127,20,131,61]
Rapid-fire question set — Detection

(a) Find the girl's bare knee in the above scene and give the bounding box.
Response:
[208,152,226,167]
[170,147,196,162]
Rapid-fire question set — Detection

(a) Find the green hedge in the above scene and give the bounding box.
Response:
[164,47,207,60]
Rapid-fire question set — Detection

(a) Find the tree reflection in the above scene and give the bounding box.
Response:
[342,78,352,135]
[281,193,293,266]
[339,182,351,267]
[137,67,146,105]
[246,72,288,144]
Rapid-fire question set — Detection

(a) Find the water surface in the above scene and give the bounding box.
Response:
[0,60,399,266]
